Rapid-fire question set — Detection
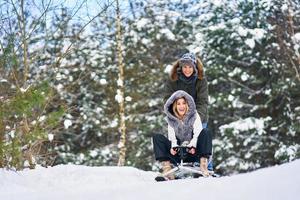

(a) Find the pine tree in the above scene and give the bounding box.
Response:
[194,0,300,174]
[0,0,64,169]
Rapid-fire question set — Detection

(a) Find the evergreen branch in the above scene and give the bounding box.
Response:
[219,77,258,95]
[212,49,254,67]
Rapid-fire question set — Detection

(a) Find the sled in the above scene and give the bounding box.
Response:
[155,146,220,182]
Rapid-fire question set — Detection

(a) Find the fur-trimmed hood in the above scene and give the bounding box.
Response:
[164,90,197,143]
[169,57,204,81]
[164,90,196,120]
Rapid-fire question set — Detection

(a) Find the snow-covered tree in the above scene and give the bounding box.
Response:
[194,0,300,174]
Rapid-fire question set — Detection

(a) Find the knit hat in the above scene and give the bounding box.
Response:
[179,53,198,74]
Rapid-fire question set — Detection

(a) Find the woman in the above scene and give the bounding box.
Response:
[153,90,212,179]
[164,52,208,127]
[163,52,214,171]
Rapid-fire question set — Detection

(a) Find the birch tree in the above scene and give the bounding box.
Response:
[115,0,127,166]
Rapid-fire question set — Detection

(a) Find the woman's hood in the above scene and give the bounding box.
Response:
[164,90,196,120]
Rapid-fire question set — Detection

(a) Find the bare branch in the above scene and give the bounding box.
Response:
[25,0,52,43]
[54,0,116,67]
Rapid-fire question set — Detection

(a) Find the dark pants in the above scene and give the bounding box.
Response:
[152,128,212,163]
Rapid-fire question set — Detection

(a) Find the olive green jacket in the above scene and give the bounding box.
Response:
[163,77,209,123]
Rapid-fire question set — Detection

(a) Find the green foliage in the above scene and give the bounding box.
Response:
[46,107,65,128]
[0,82,64,169]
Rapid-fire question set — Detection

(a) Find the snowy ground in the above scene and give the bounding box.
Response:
[1,160,299,200]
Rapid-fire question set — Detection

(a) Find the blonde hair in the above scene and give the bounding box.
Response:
[172,97,189,120]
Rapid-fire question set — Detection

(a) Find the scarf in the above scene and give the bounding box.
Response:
[178,72,197,84]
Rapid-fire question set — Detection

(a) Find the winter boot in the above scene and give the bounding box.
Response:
[200,157,209,177]
[161,161,175,180]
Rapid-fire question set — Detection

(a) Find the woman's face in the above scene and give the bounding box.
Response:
[176,98,187,117]
[182,65,194,78]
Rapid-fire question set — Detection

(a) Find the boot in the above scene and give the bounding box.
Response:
[200,157,209,177]
[161,161,175,180]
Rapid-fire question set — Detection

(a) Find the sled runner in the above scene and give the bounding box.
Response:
[155,145,219,182]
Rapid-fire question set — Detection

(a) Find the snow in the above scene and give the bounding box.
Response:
[160,28,175,40]
[20,85,31,93]
[212,0,223,7]
[125,96,132,102]
[141,38,151,45]
[115,89,123,103]
[48,133,54,142]
[148,99,159,107]
[109,119,118,128]
[136,18,149,30]
[90,72,96,79]
[164,64,173,74]
[293,33,300,42]
[8,130,15,138]
[245,38,255,49]
[0,160,299,200]
[251,28,266,41]
[38,116,46,122]
[228,94,234,101]
[275,145,299,161]
[208,23,226,31]
[56,84,64,92]
[64,119,72,129]
[281,4,288,12]
[241,72,249,81]
[264,89,271,95]
[238,26,248,37]
[219,117,266,135]
[238,28,266,46]
[0,78,8,83]
[99,79,107,85]
[228,67,242,77]
[89,150,98,158]
[117,78,123,87]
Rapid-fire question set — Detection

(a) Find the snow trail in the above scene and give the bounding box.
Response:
[1,160,299,200]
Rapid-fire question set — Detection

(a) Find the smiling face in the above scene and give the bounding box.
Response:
[182,65,194,78]
[173,97,188,119]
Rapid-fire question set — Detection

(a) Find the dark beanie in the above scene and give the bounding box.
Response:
[179,53,198,74]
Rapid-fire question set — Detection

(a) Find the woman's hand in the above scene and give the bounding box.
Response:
[188,147,196,154]
[170,148,177,155]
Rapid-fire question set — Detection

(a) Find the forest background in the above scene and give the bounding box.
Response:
[0,0,299,175]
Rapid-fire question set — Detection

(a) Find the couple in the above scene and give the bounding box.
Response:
[153,53,212,179]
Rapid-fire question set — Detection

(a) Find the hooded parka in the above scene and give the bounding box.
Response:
[164,55,209,124]
[164,90,203,148]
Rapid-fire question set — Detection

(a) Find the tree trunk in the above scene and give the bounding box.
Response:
[116,0,127,166]
[20,0,29,84]
[0,117,4,168]
[286,0,300,81]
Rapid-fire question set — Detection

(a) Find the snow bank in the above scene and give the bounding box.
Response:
[1,160,299,200]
